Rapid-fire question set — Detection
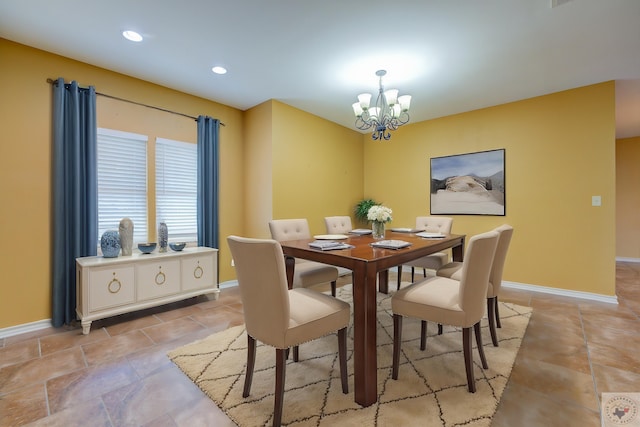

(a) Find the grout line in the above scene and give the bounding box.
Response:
[578,303,603,419]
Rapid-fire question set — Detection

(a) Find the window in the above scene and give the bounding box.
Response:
[97,128,148,243]
[156,138,198,242]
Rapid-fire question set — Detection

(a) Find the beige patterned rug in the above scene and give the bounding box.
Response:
[168,284,532,426]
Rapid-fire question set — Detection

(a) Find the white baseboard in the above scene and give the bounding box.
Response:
[219,280,238,289]
[616,257,640,263]
[502,280,618,304]
[0,319,52,339]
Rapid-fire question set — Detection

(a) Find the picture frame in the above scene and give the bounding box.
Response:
[430,149,505,216]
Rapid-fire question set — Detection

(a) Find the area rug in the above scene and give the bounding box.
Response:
[168,284,532,426]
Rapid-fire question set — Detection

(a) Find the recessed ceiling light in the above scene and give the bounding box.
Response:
[122,30,143,42]
[211,66,227,75]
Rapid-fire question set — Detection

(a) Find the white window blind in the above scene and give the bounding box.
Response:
[156,137,197,242]
[97,128,148,243]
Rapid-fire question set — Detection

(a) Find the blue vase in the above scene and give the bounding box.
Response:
[101,230,121,258]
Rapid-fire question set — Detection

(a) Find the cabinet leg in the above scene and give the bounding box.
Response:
[81,321,91,335]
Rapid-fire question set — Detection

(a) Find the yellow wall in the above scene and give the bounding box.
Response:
[243,101,273,238]
[616,136,640,258]
[0,39,244,328]
[0,36,619,331]
[271,101,364,235]
[364,83,616,296]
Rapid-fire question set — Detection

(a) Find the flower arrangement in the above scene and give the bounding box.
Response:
[367,205,393,223]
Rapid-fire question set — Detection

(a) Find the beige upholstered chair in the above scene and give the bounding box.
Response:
[269,218,339,296]
[397,216,453,289]
[437,224,514,347]
[324,215,353,234]
[227,236,349,427]
[391,230,499,393]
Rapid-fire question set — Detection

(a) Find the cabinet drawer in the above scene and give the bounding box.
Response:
[88,266,135,312]
[137,260,181,301]
[182,255,216,291]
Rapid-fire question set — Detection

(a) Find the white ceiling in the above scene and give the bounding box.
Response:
[1,0,639,138]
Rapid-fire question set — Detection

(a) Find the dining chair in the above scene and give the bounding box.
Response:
[397,216,453,289]
[324,215,353,234]
[391,230,499,393]
[227,236,350,427]
[269,218,340,296]
[436,224,514,346]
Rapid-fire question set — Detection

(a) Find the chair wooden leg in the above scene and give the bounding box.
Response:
[423,268,427,278]
[420,320,427,350]
[330,280,337,297]
[392,314,403,380]
[243,335,256,397]
[293,346,299,362]
[462,327,475,393]
[338,327,348,393]
[411,267,416,282]
[495,297,502,328]
[474,322,488,369]
[273,348,287,427]
[438,324,443,335]
[397,266,402,290]
[487,297,499,347]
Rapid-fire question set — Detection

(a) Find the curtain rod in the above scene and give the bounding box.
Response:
[47,78,225,126]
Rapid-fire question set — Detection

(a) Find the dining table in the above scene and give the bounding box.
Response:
[279,230,466,407]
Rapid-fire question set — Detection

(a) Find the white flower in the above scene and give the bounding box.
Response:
[367,205,393,223]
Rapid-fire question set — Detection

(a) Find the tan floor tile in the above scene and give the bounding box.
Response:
[492,382,601,427]
[0,338,39,369]
[3,326,65,346]
[126,328,214,378]
[0,347,85,394]
[588,340,640,373]
[516,318,591,374]
[170,394,237,427]
[509,356,600,411]
[82,330,154,366]
[592,363,640,395]
[582,321,640,350]
[39,327,109,356]
[102,313,163,336]
[0,383,48,427]
[144,414,178,427]
[189,306,245,330]
[46,356,138,414]
[154,304,203,322]
[142,317,206,345]
[23,398,112,427]
[102,366,206,426]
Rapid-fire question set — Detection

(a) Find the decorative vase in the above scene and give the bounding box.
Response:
[372,221,385,239]
[101,230,121,258]
[119,218,134,256]
[158,221,168,253]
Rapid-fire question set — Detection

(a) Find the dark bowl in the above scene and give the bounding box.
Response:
[169,242,186,252]
[138,242,157,254]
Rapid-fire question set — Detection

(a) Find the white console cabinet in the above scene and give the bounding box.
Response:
[76,247,219,334]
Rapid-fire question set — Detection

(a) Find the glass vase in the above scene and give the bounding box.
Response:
[372,221,385,239]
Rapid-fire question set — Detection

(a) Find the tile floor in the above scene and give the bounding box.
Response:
[1,263,639,426]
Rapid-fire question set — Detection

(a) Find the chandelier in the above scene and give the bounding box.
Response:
[352,70,412,141]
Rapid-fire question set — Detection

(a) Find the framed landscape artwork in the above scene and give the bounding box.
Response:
[430,149,505,216]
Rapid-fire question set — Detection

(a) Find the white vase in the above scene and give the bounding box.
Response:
[158,221,168,252]
[119,218,134,256]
